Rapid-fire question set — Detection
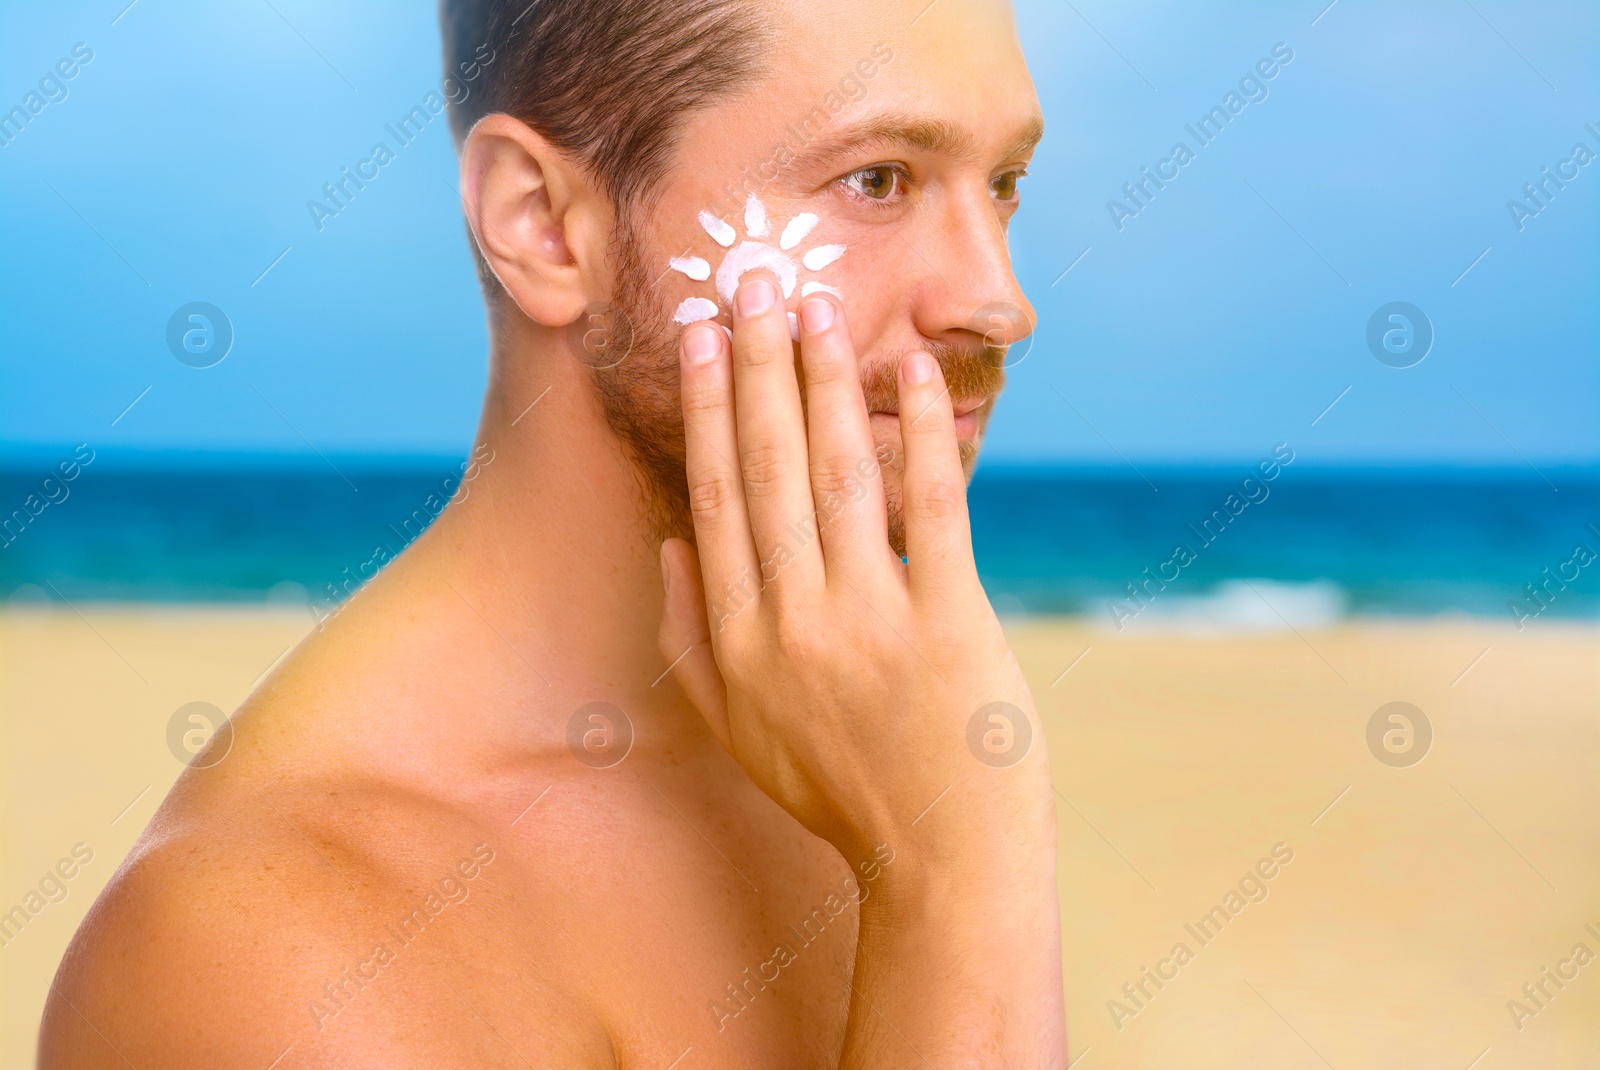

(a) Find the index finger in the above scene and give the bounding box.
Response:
[678,321,761,630]
[729,274,823,604]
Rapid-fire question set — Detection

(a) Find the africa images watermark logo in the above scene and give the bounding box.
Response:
[708,448,892,633]
[1364,302,1432,369]
[166,701,234,768]
[0,844,96,951]
[1365,702,1431,768]
[1107,842,1295,1031]
[1507,526,1598,630]
[565,302,636,370]
[565,702,634,769]
[701,43,896,224]
[309,444,497,628]
[305,42,497,232]
[0,444,95,551]
[306,844,496,1031]
[0,42,94,150]
[165,302,234,368]
[1505,922,1600,1032]
[967,702,1033,768]
[1505,121,1600,233]
[707,844,895,1033]
[1107,43,1295,231]
[1106,444,1296,630]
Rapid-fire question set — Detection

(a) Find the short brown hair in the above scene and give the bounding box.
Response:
[441,0,769,217]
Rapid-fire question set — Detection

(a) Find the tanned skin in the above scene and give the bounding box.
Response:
[40,0,1064,1065]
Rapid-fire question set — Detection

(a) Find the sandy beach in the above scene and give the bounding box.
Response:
[2,607,1595,1068]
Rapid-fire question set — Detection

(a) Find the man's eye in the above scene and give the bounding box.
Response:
[842,165,902,201]
[991,169,1027,202]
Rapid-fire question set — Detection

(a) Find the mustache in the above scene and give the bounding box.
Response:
[859,339,1008,414]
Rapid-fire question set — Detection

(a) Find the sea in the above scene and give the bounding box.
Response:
[2,457,1597,630]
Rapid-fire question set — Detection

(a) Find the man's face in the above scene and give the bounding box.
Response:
[597,0,1041,552]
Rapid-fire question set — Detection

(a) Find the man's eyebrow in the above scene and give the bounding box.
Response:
[1002,115,1046,162]
[788,113,1044,174]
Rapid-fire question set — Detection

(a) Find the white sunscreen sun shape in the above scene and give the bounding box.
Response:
[671,194,847,339]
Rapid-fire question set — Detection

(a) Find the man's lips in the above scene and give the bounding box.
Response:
[870,397,988,439]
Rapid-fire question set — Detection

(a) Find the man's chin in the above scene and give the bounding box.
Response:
[880,434,982,560]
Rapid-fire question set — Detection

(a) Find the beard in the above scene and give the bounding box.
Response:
[589,219,1006,556]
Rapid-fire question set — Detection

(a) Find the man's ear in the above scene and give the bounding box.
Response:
[459,114,610,327]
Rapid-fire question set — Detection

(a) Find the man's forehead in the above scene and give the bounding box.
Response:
[663,0,1038,207]
[712,10,1038,160]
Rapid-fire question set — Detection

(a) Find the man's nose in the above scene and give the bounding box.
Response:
[913,184,1036,352]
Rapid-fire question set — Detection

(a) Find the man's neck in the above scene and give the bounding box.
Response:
[375,338,690,756]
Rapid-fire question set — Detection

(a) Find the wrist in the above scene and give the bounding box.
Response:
[855,805,1057,913]
[829,749,1058,886]
[854,837,1060,971]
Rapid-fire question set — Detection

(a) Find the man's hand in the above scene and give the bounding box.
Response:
[658,272,1049,860]
[658,273,1066,1066]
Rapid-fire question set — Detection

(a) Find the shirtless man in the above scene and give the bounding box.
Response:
[40,0,1063,1064]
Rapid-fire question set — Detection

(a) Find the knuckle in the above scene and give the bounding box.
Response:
[803,349,853,387]
[734,338,784,369]
[682,380,728,419]
[688,472,739,519]
[770,609,819,661]
[908,404,953,436]
[716,626,757,669]
[740,443,790,496]
[707,571,760,641]
[909,477,962,521]
[810,453,864,503]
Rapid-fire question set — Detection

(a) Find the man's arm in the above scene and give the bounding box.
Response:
[39,793,610,1070]
[660,275,1065,1066]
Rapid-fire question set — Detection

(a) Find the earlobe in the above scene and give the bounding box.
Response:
[459,114,599,327]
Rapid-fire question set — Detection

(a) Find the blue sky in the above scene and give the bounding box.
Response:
[1,0,1595,466]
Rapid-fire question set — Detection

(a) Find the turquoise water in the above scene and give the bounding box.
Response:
[2,460,1596,625]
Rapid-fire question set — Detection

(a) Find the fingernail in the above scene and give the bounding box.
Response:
[902,351,934,385]
[800,297,835,334]
[683,325,720,365]
[660,549,671,595]
[737,278,776,318]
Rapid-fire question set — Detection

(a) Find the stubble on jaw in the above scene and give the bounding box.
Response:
[590,220,1004,558]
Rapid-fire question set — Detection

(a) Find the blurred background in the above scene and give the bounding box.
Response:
[1,0,1595,620]
[2,1,1596,1067]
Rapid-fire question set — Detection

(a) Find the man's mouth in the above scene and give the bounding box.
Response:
[870,396,989,441]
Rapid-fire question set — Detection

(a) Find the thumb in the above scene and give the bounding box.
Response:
[657,537,731,751]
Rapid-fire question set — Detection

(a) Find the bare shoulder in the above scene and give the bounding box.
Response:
[39,570,778,1068]
[39,761,610,1069]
